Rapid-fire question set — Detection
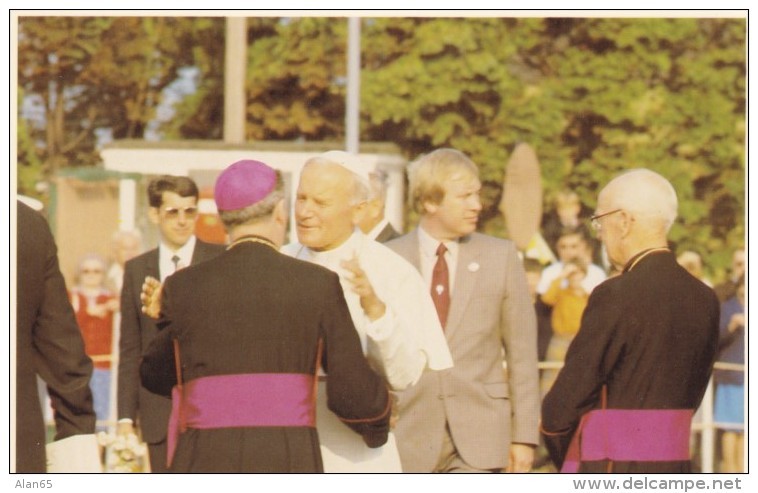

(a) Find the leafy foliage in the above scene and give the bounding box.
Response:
[358,17,744,280]
[17,16,220,172]
[244,17,349,140]
[158,18,225,139]
[16,15,745,278]
[16,89,44,198]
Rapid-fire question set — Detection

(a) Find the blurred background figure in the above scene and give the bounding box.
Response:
[536,228,606,312]
[105,229,143,297]
[535,228,605,413]
[542,190,583,239]
[356,168,401,243]
[69,253,119,430]
[523,258,553,363]
[678,247,721,469]
[714,247,745,303]
[541,189,601,266]
[676,250,713,287]
[523,256,555,471]
[714,274,745,473]
[103,229,142,436]
[539,258,590,396]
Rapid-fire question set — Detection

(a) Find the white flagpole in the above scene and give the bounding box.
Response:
[346,17,361,154]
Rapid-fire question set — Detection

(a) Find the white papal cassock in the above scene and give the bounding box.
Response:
[282,230,453,472]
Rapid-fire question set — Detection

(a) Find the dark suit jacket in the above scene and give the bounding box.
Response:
[541,251,720,473]
[117,238,224,444]
[15,202,96,472]
[139,241,391,472]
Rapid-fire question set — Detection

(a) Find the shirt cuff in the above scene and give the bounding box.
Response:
[364,309,396,342]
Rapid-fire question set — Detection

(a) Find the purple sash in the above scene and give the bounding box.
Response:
[167,373,316,467]
[561,409,693,473]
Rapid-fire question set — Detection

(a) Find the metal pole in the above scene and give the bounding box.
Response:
[224,17,247,144]
[118,179,136,231]
[699,378,715,472]
[346,17,361,153]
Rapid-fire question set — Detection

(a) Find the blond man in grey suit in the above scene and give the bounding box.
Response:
[386,148,539,473]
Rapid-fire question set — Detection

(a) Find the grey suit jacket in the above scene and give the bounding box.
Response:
[386,230,540,471]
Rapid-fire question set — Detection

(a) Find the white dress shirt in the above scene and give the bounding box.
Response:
[158,236,196,282]
[417,225,460,294]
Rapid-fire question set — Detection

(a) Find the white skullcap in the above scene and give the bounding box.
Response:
[318,150,375,188]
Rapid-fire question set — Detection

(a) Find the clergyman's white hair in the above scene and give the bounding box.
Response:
[603,168,678,232]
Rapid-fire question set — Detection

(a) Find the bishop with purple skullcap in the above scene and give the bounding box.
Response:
[214,159,277,211]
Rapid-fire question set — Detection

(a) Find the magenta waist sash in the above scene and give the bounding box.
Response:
[167,373,316,467]
[561,409,693,473]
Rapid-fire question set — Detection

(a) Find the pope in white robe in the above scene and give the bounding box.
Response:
[282,151,453,472]
[283,231,452,472]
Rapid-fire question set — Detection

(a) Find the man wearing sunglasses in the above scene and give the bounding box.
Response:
[117,175,224,472]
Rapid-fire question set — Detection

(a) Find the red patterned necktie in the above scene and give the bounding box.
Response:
[432,243,450,329]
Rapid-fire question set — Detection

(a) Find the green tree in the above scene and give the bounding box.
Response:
[16,88,44,199]
[360,17,570,228]
[18,17,114,176]
[158,17,225,139]
[17,16,221,175]
[356,17,744,278]
[538,18,745,277]
[244,17,349,140]
[17,15,744,278]
[198,16,743,277]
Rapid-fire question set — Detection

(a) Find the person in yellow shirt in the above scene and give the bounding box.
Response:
[540,258,589,395]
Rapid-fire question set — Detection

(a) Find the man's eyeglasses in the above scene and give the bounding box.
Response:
[161,207,198,220]
[590,209,622,231]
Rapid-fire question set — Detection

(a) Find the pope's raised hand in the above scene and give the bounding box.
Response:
[140,276,162,319]
[340,255,386,321]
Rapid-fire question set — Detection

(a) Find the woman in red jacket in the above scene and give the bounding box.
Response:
[69,254,119,430]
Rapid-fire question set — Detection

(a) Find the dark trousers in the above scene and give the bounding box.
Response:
[148,440,169,473]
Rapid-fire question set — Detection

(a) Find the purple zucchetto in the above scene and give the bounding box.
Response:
[214,160,277,211]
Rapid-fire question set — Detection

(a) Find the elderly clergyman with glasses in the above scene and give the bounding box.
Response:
[541,168,720,474]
